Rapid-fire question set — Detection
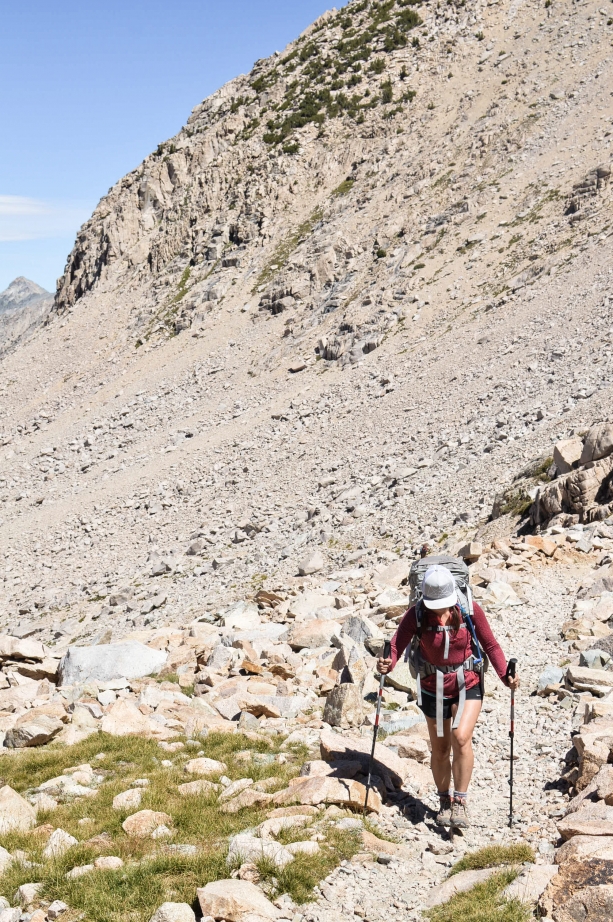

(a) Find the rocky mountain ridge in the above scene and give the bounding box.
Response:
[0,0,612,633]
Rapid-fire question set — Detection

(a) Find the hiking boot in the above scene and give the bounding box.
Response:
[451,799,470,828]
[436,794,453,827]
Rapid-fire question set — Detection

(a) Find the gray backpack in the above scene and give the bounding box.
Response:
[408,554,470,605]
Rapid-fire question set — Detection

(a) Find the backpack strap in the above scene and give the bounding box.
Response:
[460,585,486,702]
[414,600,423,707]
[415,599,424,637]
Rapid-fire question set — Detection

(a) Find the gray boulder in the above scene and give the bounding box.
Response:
[580,422,613,466]
[537,665,565,693]
[323,684,365,729]
[59,642,167,686]
[341,615,383,653]
[580,649,612,670]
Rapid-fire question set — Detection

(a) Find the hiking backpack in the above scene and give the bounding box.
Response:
[404,554,489,736]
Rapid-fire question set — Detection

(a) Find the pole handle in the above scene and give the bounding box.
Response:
[383,640,392,660]
[506,657,517,680]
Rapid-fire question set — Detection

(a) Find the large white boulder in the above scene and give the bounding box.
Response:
[59,641,167,685]
[223,602,261,631]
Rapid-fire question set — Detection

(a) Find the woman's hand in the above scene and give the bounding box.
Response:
[507,674,520,691]
[377,657,393,675]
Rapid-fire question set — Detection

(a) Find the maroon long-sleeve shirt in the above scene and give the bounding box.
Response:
[390,602,509,697]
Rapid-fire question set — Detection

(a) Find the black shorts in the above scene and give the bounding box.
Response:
[418,685,483,721]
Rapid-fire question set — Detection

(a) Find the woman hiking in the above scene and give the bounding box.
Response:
[377,564,520,829]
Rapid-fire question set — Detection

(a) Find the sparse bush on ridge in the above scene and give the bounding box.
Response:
[253,0,421,147]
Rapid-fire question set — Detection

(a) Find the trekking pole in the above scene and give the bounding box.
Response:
[506,658,517,827]
[364,639,391,815]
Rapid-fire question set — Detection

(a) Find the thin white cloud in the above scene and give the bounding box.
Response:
[0,195,92,242]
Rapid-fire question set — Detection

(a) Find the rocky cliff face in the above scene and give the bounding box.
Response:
[0,277,53,357]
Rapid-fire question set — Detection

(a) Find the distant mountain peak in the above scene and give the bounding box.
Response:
[0,277,52,315]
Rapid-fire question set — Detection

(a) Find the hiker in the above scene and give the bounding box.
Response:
[377,564,520,829]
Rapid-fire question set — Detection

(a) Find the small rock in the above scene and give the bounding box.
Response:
[149,904,196,922]
[0,786,36,834]
[238,862,260,883]
[184,758,227,776]
[538,665,565,693]
[178,780,220,797]
[502,865,558,905]
[580,650,611,670]
[425,869,499,908]
[47,901,69,920]
[94,856,124,870]
[285,840,320,856]
[122,810,173,838]
[227,833,294,868]
[4,715,64,749]
[0,910,20,922]
[43,828,78,859]
[66,865,94,879]
[458,541,483,562]
[323,683,365,729]
[29,792,58,811]
[113,789,142,811]
[59,641,166,684]
[0,846,13,874]
[14,883,43,908]
[296,550,325,576]
[553,438,583,475]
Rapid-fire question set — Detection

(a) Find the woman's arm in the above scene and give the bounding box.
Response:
[470,601,509,685]
[389,607,417,669]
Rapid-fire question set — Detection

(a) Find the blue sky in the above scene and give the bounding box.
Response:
[0,0,335,294]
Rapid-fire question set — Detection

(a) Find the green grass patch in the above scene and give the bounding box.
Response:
[333,178,355,197]
[495,489,533,519]
[172,266,191,304]
[449,843,535,877]
[257,828,361,904]
[0,731,314,922]
[532,456,553,482]
[426,870,530,922]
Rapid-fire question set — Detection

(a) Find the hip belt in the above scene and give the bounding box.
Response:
[416,656,482,738]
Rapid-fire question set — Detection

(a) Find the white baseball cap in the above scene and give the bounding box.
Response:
[422,565,458,610]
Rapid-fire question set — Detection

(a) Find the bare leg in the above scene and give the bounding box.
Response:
[449,699,482,793]
[424,714,453,793]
